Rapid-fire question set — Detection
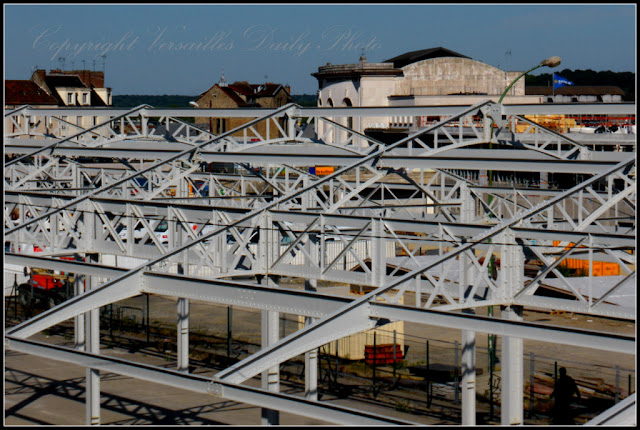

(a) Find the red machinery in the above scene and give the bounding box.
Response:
[17,256,80,314]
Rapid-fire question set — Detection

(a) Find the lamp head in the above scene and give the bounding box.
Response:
[540,56,561,68]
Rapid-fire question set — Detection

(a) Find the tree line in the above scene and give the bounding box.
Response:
[112,94,319,108]
[525,69,635,101]
[113,70,635,107]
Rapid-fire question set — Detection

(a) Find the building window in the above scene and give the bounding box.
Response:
[343,98,353,139]
[216,118,226,133]
[83,93,88,104]
[547,97,554,103]
[67,93,73,105]
[571,97,578,103]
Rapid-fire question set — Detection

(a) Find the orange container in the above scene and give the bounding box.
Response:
[553,241,619,276]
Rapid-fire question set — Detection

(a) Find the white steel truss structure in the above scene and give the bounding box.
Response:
[4,101,636,425]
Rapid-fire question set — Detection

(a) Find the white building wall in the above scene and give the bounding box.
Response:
[359,76,396,136]
[397,57,523,97]
[318,79,359,144]
[390,94,545,106]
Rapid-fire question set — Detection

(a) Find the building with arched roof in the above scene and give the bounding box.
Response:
[312,47,545,145]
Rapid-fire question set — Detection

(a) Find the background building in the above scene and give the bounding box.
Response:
[194,77,293,139]
[312,47,545,145]
[29,69,112,107]
[5,68,113,138]
[526,85,625,103]
[4,80,59,109]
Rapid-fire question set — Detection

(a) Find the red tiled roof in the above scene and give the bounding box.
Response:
[228,81,282,97]
[220,85,251,106]
[5,80,58,105]
[196,81,288,107]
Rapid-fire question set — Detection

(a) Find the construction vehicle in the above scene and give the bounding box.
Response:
[17,261,77,315]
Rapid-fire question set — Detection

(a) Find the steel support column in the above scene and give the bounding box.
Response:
[304,293,319,402]
[304,227,319,401]
[304,279,318,401]
[86,253,100,425]
[461,325,476,425]
[177,262,189,373]
[74,274,85,351]
[177,297,189,373]
[460,183,477,425]
[501,305,524,425]
[261,276,280,425]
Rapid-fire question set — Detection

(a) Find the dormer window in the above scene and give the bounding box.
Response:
[83,93,88,104]
[67,93,73,104]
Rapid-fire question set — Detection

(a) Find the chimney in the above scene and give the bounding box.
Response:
[284,85,291,94]
[31,69,46,82]
[30,69,51,95]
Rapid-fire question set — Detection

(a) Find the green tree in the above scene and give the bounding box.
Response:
[525,69,634,101]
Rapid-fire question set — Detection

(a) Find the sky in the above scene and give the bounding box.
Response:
[4,3,637,96]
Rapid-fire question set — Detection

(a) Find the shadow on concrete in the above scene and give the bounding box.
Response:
[5,367,250,425]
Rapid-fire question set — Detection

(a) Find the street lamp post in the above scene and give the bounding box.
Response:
[486,57,561,385]
[498,56,561,104]
[489,56,561,181]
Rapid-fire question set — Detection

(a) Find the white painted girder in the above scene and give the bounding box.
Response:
[5,101,635,425]
[5,337,415,426]
[209,158,636,385]
[6,271,144,339]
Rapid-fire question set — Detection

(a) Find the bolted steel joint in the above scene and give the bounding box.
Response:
[285,106,301,118]
[207,380,224,397]
[489,104,506,128]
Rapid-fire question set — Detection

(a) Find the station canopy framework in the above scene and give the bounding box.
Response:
[3,100,636,425]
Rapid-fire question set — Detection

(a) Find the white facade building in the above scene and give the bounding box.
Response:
[313,47,545,146]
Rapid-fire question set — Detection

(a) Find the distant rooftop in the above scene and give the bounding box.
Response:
[312,60,402,79]
[228,81,284,97]
[44,74,87,89]
[5,80,58,105]
[313,47,472,80]
[384,47,471,68]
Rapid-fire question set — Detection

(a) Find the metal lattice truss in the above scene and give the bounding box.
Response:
[4,100,636,425]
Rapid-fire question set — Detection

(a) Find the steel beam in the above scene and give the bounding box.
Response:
[4,100,635,426]
[461,327,476,425]
[86,253,101,425]
[177,297,189,373]
[6,272,144,340]
[10,256,631,353]
[10,102,635,119]
[370,303,634,354]
[4,337,415,425]
[501,306,524,426]
[586,393,636,425]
